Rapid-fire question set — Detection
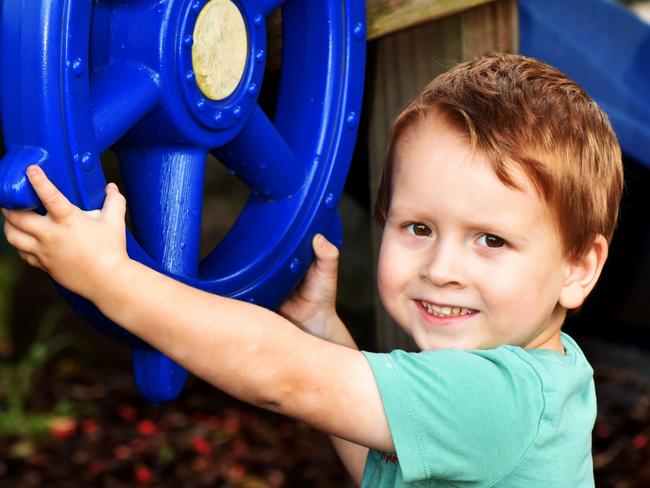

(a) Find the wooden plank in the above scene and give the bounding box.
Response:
[366,0,518,351]
[266,0,500,68]
[367,0,497,40]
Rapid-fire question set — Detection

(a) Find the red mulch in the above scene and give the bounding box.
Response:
[0,364,355,488]
[1,338,649,488]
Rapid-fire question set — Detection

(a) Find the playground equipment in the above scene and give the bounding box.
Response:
[520,0,650,167]
[0,0,366,403]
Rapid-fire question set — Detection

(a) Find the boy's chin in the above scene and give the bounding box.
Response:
[411,333,483,352]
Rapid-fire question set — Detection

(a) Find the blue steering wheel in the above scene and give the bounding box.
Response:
[0,0,366,403]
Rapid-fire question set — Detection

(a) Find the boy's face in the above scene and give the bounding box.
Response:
[377,114,572,352]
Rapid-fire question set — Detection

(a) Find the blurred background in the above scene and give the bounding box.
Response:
[1,0,650,487]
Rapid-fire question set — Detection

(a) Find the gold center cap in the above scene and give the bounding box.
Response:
[192,0,248,101]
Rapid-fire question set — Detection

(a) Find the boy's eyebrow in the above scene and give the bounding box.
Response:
[385,207,432,224]
[459,215,533,244]
[389,206,531,243]
[389,202,527,228]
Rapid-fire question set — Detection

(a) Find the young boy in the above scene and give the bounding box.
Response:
[2,53,623,487]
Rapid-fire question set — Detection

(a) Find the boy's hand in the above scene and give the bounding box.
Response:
[279,234,342,342]
[2,165,129,299]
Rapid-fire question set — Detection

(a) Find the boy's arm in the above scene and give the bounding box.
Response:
[279,237,369,484]
[2,167,393,464]
[243,233,372,485]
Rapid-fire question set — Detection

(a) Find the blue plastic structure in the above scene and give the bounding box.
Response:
[0,0,366,403]
[520,0,650,167]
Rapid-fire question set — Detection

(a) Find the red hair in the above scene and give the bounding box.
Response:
[375,53,623,259]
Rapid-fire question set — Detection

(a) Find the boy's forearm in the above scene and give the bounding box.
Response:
[94,259,369,482]
[88,258,306,409]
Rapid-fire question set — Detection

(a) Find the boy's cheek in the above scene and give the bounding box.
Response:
[376,256,390,293]
[376,254,401,310]
[376,246,394,286]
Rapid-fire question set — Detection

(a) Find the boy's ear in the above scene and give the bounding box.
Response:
[559,235,609,310]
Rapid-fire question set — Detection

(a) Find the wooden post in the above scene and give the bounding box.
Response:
[366,0,519,351]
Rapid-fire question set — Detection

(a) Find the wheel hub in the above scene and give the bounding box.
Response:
[192,0,248,101]
[175,0,265,139]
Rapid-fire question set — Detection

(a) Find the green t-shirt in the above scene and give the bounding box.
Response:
[361,333,596,487]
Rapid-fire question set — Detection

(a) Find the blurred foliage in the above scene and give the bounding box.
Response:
[0,302,74,438]
[0,219,82,439]
[0,232,20,358]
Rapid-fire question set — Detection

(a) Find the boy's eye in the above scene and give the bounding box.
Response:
[406,223,432,237]
[477,234,507,248]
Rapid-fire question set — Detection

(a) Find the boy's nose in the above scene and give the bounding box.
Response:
[420,241,465,288]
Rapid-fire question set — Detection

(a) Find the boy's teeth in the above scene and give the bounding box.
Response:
[421,301,474,317]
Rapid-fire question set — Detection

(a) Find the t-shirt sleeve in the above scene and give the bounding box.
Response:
[362,348,544,486]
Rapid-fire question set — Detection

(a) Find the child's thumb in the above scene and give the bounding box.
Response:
[103,183,127,219]
[312,233,339,280]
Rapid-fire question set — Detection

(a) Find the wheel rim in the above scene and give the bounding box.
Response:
[0,0,365,402]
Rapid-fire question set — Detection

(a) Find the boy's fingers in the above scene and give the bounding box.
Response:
[26,165,73,221]
[102,183,127,220]
[3,219,39,254]
[310,234,340,284]
[313,234,340,265]
[18,251,43,270]
[2,208,46,236]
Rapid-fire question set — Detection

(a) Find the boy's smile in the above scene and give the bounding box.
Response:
[377,113,574,353]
